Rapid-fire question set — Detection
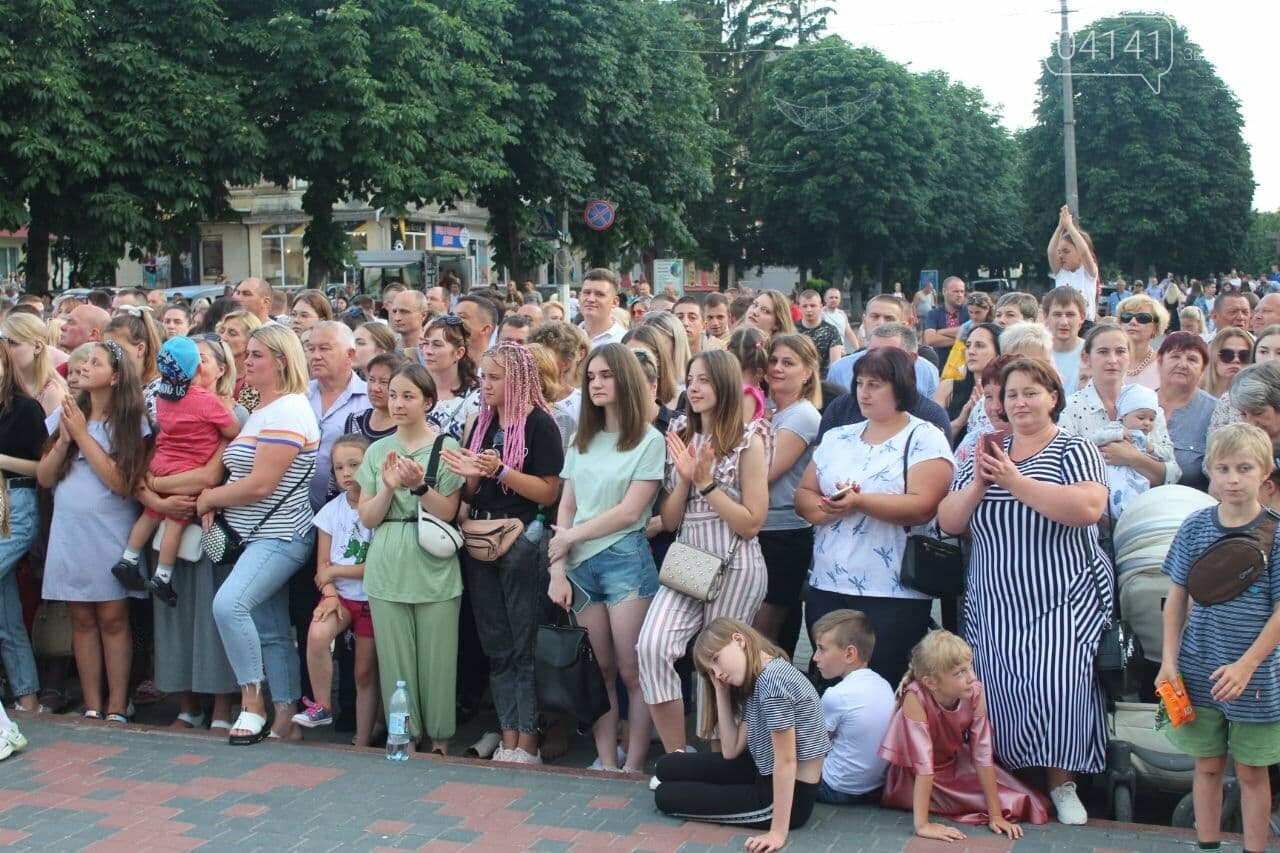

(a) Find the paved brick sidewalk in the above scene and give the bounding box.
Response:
[0,716,1221,851]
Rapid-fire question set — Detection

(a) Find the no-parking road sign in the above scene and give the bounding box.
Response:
[583,199,616,231]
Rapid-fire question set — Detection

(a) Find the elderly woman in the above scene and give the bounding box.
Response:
[1060,324,1179,494]
[1155,332,1216,492]
[1231,362,1280,447]
[998,321,1054,362]
[938,358,1110,825]
[1113,294,1168,389]
[1205,327,1255,431]
[195,325,319,744]
[796,348,955,687]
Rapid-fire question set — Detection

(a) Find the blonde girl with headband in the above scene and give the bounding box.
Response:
[652,618,827,853]
[442,343,564,763]
[38,341,152,723]
[878,630,1048,841]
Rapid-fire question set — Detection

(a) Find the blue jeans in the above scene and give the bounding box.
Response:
[0,487,39,698]
[569,530,658,606]
[212,532,313,702]
[816,778,881,805]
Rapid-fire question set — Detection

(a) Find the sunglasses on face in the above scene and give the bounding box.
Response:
[439,315,464,326]
[1218,348,1251,364]
[1120,312,1155,324]
[193,333,223,343]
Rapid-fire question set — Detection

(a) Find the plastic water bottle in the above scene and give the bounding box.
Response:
[386,680,411,762]
[524,512,545,543]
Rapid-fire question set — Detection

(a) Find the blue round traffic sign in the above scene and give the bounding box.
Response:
[584,200,616,231]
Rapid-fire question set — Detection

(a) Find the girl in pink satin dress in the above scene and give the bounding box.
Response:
[878,630,1050,842]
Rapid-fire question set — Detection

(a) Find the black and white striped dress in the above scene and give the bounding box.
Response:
[954,429,1110,773]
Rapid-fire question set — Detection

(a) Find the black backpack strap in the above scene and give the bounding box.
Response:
[424,433,449,488]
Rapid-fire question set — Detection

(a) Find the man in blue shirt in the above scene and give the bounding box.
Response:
[828,295,940,396]
[921,276,969,367]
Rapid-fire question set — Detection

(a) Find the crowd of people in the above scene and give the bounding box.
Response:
[0,251,1277,853]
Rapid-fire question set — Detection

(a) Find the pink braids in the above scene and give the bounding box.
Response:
[468,343,551,473]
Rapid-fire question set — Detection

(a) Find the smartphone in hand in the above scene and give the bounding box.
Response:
[827,484,854,501]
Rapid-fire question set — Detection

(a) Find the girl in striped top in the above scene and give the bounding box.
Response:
[637,350,771,755]
[652,618,827,853]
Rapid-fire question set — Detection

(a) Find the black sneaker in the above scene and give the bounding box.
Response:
[148,575,178,608]
[110,559,148,592]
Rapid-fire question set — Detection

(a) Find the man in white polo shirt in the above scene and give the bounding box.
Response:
[578,268,626,345]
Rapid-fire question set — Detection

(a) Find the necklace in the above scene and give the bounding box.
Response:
[1126,349,1154,377]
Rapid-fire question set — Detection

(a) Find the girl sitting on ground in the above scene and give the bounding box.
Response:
[879,629,1048,842]
[652,618,827,853]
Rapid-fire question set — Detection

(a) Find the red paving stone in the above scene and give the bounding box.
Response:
[587,795,631,810]
[0,829,32,845]
[222,803,269,818]
[365,818,413,835]
[169,754,210,766]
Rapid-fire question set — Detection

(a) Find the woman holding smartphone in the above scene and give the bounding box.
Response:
[548,344,666,773]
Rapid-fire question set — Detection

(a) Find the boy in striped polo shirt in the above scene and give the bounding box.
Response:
[1158,422,1280,853]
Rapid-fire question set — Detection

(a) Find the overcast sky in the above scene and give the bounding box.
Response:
[826,1,1277,211]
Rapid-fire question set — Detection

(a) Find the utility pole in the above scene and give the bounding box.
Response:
[1060,0,1080,219]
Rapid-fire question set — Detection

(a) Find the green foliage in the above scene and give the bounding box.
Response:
[480,0,716,278]
[1022,15,1254,276]
[225,0,512,286]
[1241,209,1280,274]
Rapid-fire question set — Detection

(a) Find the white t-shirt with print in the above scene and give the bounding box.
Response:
[313,493,373,601]
[810,417,954,600]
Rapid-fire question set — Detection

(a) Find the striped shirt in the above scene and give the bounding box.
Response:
[743,657,829,777]
[1163,506,1280,722]
[222,393,320,541]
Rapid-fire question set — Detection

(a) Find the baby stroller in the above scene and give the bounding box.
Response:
[1102,486,1215,822]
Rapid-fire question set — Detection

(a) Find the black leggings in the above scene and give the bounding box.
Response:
[653,751,819,830]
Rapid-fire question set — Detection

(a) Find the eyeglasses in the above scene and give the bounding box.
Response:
[966,295,989,305]
[439,315,464,326]
[1120,312,1155,324]
[630,349,654,366]
[115,305,150,317]
[1218,348,1251,364]
[193,333,223,343]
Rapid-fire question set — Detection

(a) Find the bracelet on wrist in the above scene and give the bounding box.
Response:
[698,481,718,497]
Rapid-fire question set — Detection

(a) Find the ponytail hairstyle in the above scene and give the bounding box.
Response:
[644,311,691,387]
[574,343,650,453]
[468,343,550,474]
[621,324,677,405]
[424,315,477,395]
[54,341,149,492]
[692,617,782,739]
[106,310,163,384]
[680,349,745,458]
[894,629,975,707]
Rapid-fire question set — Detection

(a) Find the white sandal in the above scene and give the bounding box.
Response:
[174,712,206,729]
[209,719,232,732]
[228,708,273,746]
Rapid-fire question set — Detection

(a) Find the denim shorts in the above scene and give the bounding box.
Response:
[569,529,658,606]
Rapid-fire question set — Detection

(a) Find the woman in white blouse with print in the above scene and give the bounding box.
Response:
[794,348,954,687]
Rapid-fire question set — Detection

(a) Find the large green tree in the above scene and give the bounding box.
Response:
[480,0,716,279]
[225,0,512,286]
[679,0,829,284]
[1022,15,1254,277]
[746,37,937,285]
[0,0,262,292]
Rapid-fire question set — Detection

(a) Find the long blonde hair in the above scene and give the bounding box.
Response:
[1,312,67,401]
[895,629,975,706]
[692,618,782,738]
[1203,327,1254,397]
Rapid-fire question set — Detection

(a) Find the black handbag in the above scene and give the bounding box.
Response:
[200,462,314,565]
[534,609,610,732]
[897,426,966,598]
[1093,509,1143,697]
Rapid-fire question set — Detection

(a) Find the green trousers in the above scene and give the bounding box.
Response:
[368,595,460,743]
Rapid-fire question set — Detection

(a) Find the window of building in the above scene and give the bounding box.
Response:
[200,236,223,283]
[0,246,19,279]
[401,220,430,252]
[261,224,306,286]
[347,223,368,252]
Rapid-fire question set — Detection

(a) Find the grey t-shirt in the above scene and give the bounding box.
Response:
[765,399,820,530]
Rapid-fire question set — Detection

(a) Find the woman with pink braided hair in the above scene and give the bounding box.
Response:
[442,343,564,764]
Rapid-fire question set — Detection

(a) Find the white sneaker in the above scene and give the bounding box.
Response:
[648,774,662,791]
[1,724,27,753]
[492,746,513,762]
[510,747,542,765]
[1050,781,1088,825]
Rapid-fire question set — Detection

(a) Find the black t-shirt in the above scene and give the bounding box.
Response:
[0,395,48,463]
[469,407,564,522]
[798,321,841,372]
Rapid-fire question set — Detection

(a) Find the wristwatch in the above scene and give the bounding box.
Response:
[410,478,431,497]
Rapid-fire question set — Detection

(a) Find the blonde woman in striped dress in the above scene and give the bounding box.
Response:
[637,350,772,755]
